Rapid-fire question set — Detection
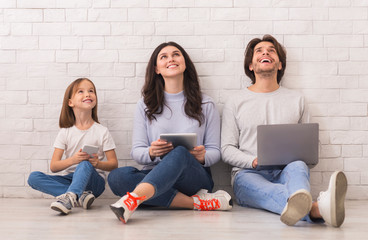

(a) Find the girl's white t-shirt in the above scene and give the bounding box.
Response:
[53,122,116,177]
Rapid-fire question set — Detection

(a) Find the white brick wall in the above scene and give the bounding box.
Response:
[1,1,367,200]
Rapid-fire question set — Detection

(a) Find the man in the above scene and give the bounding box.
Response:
[221,34,347,227]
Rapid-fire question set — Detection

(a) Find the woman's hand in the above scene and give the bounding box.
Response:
[190,145,206,164]
[149,139,173,159]
[71,149,90,165]
[88,154,99,168]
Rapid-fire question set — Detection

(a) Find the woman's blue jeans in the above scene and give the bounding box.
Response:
[108,146,214,207]
[234,160,315,222]
[28,161,105,198]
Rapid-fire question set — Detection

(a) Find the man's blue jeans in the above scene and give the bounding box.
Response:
[28,161,105,198]
[108,146,214,207]
[234,160,314,222]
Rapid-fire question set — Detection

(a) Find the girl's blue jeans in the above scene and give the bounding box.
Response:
[234,160,315,223]
[108,146,214,207]
[28,161,105,198]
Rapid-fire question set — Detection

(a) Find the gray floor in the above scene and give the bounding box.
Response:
[0,198,367,240]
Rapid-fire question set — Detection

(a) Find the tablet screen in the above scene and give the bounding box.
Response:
[159,133,197,150]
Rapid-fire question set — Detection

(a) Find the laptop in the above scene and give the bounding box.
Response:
[256,123,319,169]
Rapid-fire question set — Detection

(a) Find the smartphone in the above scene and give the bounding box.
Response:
[82,145,99,158]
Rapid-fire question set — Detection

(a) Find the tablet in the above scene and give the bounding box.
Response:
[159,133,197,150]
[82,145,99,158]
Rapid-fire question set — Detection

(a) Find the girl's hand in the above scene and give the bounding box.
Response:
[149,139,173,159]
[88,154,99,168]
[71,149,89,165]
[190,145,206,164]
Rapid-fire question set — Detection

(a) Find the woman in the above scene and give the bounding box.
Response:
[108,42,232,223]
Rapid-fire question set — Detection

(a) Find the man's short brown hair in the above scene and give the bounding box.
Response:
[244,35,287,84]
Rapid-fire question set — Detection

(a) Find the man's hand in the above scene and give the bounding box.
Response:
[252,158,258,168]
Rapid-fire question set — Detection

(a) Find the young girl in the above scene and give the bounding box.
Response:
[28,78,118,215]
[108,42,232,224]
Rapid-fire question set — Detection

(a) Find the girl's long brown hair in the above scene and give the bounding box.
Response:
[59,78,99,128]
[142,42,204,126]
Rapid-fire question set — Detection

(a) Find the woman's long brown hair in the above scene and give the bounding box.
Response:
[59,78,99,128]
[142,42,204,126]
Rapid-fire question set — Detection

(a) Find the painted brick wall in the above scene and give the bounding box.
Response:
[0,0,367,200]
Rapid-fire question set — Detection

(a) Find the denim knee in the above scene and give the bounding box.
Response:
[108,166,137,182]
[287,160,309,171]
[285,160,310,180]
[172,145,189,156]
[162,146,193,166]
[76,160,94,170]
[107,168,119,192]
[27,171,43,187]
[108,167,138,196]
